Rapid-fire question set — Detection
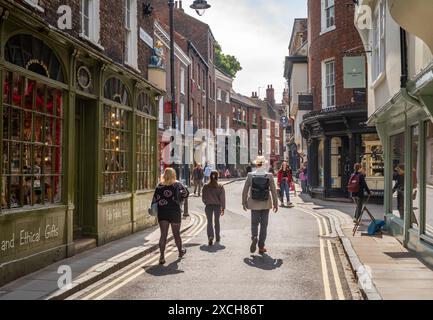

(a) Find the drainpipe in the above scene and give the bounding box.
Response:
[400,28,408,88]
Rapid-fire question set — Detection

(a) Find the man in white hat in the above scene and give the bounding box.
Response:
[242,155,278,254]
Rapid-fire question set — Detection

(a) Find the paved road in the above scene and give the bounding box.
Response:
[70,181,360,300]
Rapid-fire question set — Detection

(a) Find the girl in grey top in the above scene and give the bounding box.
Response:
[202,171,226,246]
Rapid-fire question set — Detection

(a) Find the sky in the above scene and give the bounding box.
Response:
[184,0,308,102]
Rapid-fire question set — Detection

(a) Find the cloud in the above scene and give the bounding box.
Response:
[184,0,307,100]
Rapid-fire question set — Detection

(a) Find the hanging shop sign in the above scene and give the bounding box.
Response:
[353,88,366,103]
[280,116,289,128]
[298,94,314,111]
[343,56,366,89]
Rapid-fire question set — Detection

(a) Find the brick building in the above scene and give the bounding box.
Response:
[301,0,383,200]
[0,0,163,285]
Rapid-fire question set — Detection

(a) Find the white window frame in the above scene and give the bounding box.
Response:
[372,0,386,82]
[217,88,222,101]
[321,0,336,34]
[218,114,222,129]
[124,0,138,68]
[226,116,230,132]
[266,120,271,130]
[180,67,186,95]
[158,97,164,129]
[180,103,185,134]
[322,59,336,109]
[226,91,230,103]
[275,139,280,155]
[80,0,102,48]
[275,123,280,138]
[24,0,44,12]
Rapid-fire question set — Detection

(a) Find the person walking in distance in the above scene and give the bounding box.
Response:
[277,161,294,208]
[192,163,204,197]
[202,171,226,245]
[204,163,212,183]
[242,156,279,255]
[349,163,371,223]
[152,168,189,265]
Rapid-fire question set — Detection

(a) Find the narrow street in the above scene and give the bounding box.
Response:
[68,182,360,300]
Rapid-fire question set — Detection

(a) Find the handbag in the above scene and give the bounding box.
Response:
[148,202,158,217]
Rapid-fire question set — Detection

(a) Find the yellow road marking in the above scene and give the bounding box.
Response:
[308,211,332,300]
[80,213,207,300]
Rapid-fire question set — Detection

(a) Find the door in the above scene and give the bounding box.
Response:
[74,101,84,239]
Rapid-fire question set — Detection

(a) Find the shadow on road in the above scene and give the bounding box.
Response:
[199,243,226,253]
[243,254,283,271]
[145,259,185,277]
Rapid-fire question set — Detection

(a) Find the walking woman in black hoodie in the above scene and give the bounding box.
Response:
[152,168,189,265]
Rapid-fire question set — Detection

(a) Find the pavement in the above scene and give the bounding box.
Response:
[1,179,433,300]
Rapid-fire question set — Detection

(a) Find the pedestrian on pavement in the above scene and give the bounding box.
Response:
[202,170,226,245]
[224,168,230,179]
[204,164,212,183]
[392,164,405,219]
[277,161,294,208]
[192,163,204,197]
[349,163,371,223]
[152,167,190,265]
[242,156,279,255]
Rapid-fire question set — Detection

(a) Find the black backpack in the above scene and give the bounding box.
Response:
[251,175,270,201]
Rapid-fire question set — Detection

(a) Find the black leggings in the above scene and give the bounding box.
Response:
[159,221,182,257]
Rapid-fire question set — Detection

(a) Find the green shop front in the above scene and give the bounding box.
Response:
[369,66,433,267]
[0,10,160,286]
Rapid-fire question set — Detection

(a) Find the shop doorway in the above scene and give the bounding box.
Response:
[74,98,97,241]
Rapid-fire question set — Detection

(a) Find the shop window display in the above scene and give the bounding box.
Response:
[361,134,384,194]
[1,71,63,210]
[103,105,130,195]
[425,121,433,238]
[136,92,157,191]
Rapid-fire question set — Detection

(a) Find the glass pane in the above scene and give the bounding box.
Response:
[331,138,341,189]
[411,126,420,228]
[426,121,433,238]
[391,133,405,220]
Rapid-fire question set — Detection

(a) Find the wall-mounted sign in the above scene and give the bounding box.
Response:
[280,116,289,128]
[343,56,366,89]
[298,95,314,111]
[140,27,154,48]
[353,88,366,103]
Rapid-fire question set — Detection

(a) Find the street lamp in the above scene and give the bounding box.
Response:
[190,0,211,16]
[167,0,210,212]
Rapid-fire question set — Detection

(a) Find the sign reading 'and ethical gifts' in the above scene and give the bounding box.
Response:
[343,56,366,89]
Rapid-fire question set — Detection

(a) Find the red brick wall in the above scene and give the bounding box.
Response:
[308,0,365,110]
[16,0,154,78]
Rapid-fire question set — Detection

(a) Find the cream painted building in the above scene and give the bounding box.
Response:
[355,0,433,266]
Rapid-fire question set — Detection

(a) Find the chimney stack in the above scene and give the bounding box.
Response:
[179,1,184,11]
[266,85,275,105]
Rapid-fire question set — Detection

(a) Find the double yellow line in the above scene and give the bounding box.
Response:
[75,213,207,300]
[299,208,346,300]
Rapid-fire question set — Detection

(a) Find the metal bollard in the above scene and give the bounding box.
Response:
[183,198,189,217]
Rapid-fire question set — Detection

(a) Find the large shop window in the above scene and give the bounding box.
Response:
[330,137,341,189]
[425,121,433,238]
[362,134,384,192]
[391,133,405,220]
[411,125,420,229]
[2,72,63,210]
[136,92,156,191]
[103,78,131,195]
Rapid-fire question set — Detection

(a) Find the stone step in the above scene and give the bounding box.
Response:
[74,238,97,255]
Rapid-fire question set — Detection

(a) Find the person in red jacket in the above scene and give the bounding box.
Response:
[277,161,294,208]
